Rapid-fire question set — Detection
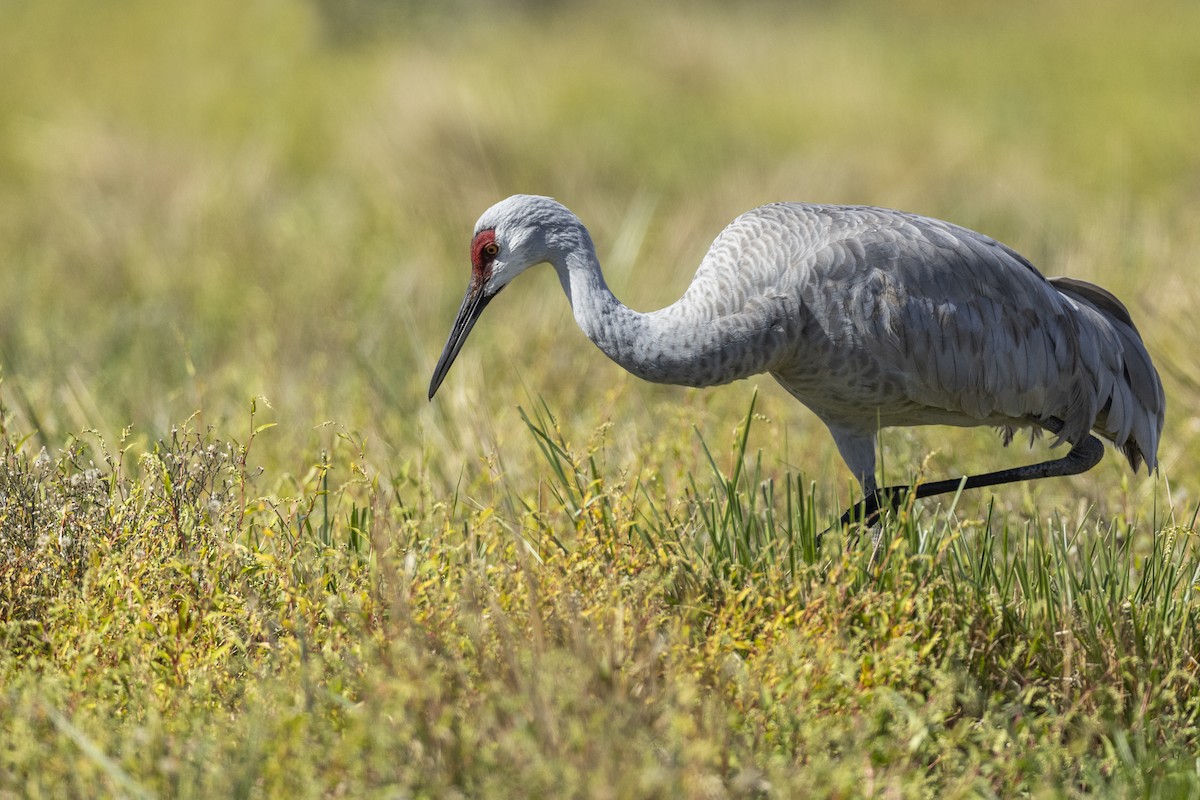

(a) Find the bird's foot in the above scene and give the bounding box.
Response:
[815,485,910,551]
[837,485,909,529]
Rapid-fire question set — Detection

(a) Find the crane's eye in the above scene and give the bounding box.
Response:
[483,243,500,258]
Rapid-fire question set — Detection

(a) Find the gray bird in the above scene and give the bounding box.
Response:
[429,195,1164,526]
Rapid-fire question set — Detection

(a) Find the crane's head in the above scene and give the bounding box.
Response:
[428,195,585,399]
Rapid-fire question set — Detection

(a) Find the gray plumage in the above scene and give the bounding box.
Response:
[430,194,1164,514]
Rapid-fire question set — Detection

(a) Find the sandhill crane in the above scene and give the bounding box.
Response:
[428,195,1165,527]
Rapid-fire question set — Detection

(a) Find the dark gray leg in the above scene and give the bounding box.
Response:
[836,434,1106,529]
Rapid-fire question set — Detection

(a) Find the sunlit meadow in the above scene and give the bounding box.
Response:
[1,0,1199,796]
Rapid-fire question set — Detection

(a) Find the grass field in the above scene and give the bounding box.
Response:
[2,0,1199,796]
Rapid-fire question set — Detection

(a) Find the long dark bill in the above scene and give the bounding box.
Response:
[427,283,500,400]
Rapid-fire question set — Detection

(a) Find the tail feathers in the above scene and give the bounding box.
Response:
[1049,277,1165,473]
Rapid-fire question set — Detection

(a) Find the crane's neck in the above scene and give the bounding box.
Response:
[555,245,652,367]
[549,234,765,389]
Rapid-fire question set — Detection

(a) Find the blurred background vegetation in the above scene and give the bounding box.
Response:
[1,0,1197,508]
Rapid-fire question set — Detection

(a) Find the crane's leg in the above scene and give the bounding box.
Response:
[818,428,883,552]
[836,434,1106,529]
[827,428,878,499]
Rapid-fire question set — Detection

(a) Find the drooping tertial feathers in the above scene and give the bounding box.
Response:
[429,194,1165,525]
